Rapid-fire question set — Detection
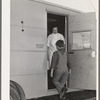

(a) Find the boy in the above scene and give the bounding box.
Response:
[50,40,71,100]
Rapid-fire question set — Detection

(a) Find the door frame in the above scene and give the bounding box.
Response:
[47,11,69,89]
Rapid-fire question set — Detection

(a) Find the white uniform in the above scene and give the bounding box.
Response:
[47,33,65,67]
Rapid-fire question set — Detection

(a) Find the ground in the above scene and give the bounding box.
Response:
[28,90,96,100]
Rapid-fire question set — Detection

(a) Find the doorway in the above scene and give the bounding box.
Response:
[47,13,66,89]
[47,13,65,37]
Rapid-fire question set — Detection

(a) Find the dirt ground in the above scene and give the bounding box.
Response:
[28,90,96,100]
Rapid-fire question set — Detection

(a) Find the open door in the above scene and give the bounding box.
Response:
[68,12,96,90]
[47,13,65,89]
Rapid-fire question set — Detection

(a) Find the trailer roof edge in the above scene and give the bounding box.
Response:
[29,0,84,14]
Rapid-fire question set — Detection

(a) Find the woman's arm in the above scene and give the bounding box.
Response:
[47,47,49,61]
[47,35,50,61]
[50,51,58,77]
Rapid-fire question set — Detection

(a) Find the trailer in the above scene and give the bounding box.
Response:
[10,0,96,99]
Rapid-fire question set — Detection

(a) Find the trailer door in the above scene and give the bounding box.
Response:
[68,12,96,90]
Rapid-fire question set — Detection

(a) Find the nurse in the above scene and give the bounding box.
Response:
[47,27,65,68]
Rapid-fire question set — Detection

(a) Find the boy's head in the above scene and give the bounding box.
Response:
[56,40,65,49]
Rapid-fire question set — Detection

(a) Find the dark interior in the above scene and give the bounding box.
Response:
[47,13,65,37]
[47,13,65,89]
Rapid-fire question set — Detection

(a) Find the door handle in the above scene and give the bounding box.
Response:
[68,52,74,54]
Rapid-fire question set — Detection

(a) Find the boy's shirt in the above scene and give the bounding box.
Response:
[50,51,71,70]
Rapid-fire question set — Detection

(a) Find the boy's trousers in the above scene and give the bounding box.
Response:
[52,69,69,93]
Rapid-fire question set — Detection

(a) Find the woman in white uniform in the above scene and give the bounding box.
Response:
[47,27,65,69]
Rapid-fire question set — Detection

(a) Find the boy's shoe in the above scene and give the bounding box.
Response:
[60,89,64,99]
[60,91,63,99]
[60,87,67,100]
[62,96,66,100]
[62,87,68,100]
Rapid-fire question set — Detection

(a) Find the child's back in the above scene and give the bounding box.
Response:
[56,50,68,73]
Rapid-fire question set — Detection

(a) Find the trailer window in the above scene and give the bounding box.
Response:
[72,31,91,50]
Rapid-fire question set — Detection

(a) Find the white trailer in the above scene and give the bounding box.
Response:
[10,0,96,100]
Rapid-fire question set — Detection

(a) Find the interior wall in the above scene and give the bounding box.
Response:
[47,13,65,37]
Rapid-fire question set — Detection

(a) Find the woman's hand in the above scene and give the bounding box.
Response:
[50,69,54,78]
[47,47,49,61]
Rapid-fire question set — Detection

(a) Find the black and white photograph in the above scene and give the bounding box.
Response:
[1,0,99,100]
